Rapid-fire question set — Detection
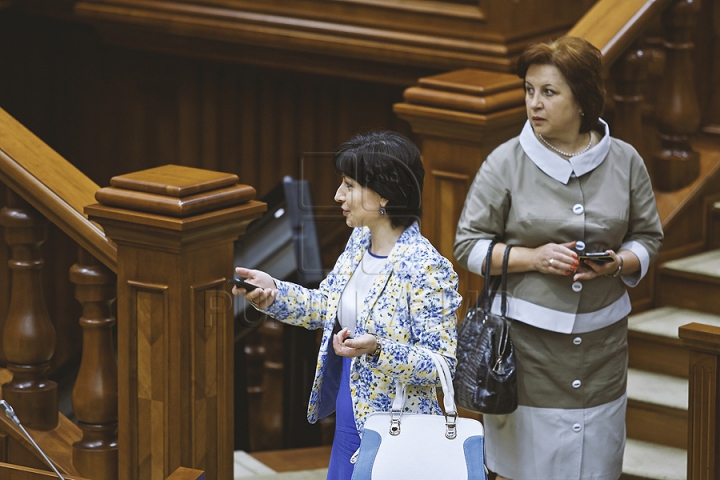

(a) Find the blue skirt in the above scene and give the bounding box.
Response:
[326,357,361,480]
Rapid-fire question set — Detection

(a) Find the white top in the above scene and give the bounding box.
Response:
[337,250,388,333]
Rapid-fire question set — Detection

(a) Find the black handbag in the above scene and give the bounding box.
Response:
[454,242,518,414]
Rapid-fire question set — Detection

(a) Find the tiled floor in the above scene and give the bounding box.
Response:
[234,451,327,479]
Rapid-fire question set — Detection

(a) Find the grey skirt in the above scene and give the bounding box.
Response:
[512,317,628,409]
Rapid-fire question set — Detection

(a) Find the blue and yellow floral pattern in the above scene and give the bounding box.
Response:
[261,221,461,434]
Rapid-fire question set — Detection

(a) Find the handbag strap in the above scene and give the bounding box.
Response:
[481,239,498,312]
[390,351,454,412]
[390,350,459,438]
[500,245,514,317]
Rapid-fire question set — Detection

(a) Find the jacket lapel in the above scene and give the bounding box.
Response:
[355,224,417,332]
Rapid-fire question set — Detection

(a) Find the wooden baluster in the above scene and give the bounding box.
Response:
[612,43,650,168]
[70,247,118,480]
[653,0,702,191]
[0,191,58,431]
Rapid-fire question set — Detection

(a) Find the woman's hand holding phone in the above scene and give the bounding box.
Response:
[231,267,278,309]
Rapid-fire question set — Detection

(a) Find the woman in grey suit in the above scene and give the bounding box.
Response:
[454,36,663,480]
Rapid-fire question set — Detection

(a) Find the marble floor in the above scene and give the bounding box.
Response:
[234,451,327,480]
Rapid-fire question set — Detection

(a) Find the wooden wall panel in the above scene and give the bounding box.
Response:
[0,11,413,378]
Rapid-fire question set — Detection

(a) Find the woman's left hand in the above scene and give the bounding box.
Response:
[573,251,622,281]
[333,328,377,358]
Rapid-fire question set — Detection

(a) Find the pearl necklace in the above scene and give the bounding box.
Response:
[538,133,593,157]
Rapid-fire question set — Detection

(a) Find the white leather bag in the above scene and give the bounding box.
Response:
[351,351,487,480]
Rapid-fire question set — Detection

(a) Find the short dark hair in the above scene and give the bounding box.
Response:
[517,36,604,134]
[333,131,424,229]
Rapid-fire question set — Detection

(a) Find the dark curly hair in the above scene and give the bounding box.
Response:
[334,131,424,229]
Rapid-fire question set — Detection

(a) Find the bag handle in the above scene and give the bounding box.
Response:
[500,245,514,317]
[389,350,459,438]
[481,240,498,312]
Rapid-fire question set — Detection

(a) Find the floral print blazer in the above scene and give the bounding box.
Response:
[261,221,462,433]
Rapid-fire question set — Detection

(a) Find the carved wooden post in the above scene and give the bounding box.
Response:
[652,0,702,191]
[679,322,720,480]
[612,43,650,168]
[394,68,525,305]
[70,247,118,480]
[85,165,265,480]
[0,191,58,430]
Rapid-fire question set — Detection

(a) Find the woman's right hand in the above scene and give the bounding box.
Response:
[232,267,278,309]
[534,241,579,276]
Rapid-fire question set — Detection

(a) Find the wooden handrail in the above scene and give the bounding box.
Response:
[0,107,117,271]
[568,0,673,69]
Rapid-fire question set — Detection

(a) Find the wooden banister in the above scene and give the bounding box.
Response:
[0,463,89,480]
[679,322,720,480]
[568,0,673,69]
[0,107,116,271]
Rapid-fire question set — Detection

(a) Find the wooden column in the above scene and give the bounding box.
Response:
[0,191,58,431]
[70,247,118,480]
[652,0,702,191]
[393,68,525,305]
[679,322,720,480]
[612,43,650,168]
[85,165,265,480]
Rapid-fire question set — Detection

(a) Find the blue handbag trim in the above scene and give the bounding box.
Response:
[464,435,487,480]
[350,429,381,480]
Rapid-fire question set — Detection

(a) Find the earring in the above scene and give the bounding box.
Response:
[580,112,585,116]
[380,207,387,215]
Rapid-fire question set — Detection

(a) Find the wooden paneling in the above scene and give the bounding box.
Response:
[0,12,408,381]
[65,0,594,78]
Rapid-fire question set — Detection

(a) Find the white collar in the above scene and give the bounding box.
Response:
[519,118,611,184]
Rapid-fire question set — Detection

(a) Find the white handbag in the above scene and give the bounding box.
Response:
[350,351,488,480]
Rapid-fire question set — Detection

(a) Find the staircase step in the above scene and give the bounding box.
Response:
[622,439,686,480]
[626,368,688,449]
[659,250,720,316]
[628,307,720,377]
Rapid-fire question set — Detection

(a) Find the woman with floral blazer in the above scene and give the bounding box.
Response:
[234,131,462,479]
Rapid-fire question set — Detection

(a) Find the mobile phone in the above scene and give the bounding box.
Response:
[227,277,259,291]
[578,252,614,264]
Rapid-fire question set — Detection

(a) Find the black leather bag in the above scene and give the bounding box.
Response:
[454,242,518,414]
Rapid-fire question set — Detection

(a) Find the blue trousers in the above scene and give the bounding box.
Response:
[326,357,360,480]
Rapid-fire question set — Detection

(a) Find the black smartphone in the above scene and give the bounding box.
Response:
[226,277,259,291]
[578,252,614,264]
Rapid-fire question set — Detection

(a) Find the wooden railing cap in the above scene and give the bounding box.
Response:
[679,322,720,354]
[94,164,258,218]
[402,69,524,115]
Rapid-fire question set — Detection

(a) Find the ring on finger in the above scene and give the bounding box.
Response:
[549,258,554,266]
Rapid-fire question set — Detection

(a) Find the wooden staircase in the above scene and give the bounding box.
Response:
[622,201,720,479]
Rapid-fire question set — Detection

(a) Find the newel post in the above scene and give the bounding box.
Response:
[679,322,720,480]
[393,68,525,301]
[85,165,265,480]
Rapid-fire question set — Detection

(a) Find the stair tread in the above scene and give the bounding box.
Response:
[623,439,686,480]
[629,307,720,339]
[627,368,688,411]
[662,249,720,278]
